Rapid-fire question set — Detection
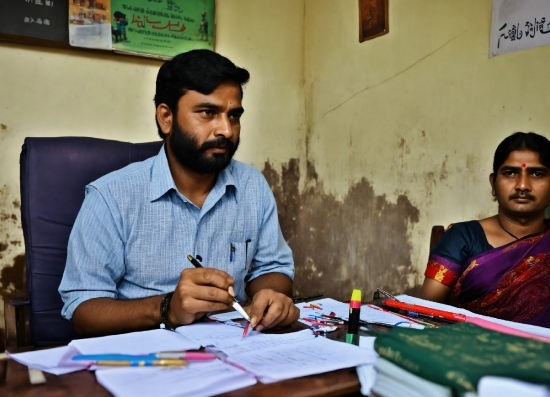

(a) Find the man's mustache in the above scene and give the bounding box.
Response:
[509,191,536,201]
[200,137,235,151]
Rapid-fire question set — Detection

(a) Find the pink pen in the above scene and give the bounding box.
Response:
[155,352,217,361]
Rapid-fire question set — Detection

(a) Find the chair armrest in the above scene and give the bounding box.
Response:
[4,297,31,349]
[11,300,30,307]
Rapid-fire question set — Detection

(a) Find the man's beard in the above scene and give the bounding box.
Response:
[169,121,239,174]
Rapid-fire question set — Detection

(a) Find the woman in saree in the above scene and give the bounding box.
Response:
[420,132,550,328]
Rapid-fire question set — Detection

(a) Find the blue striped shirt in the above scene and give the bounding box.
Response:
[59,146,294,320]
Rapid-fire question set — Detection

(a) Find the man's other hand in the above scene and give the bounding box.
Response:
[246,288,299,331]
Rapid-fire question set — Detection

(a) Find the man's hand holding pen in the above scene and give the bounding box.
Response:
[168,267,236,327]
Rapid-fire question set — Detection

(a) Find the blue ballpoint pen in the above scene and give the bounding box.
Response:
[72,354,189,366]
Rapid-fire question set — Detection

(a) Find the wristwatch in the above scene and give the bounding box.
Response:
[160,291,175,331]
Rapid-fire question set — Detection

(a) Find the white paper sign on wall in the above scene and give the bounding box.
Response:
[490,0,550,57]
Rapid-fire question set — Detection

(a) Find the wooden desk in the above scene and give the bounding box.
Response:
[0,323,369,397]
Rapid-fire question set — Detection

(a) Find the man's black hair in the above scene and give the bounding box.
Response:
[493,132,550,174]
[154,49,250,139]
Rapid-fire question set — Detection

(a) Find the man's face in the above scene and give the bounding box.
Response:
[167,82,243,174]
[491,149,550,218]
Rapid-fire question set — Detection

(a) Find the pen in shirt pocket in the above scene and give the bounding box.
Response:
[230,243,235,262]
[245,239,251,269]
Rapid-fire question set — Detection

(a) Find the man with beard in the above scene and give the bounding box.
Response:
[59,50,299,336]
[419,132,550,328]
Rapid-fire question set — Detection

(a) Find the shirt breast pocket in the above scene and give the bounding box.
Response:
[229,240,254,299]
[230,240,255,270]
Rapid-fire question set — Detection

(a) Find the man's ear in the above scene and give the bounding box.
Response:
[489,173,496,197]
[156,104,173,138]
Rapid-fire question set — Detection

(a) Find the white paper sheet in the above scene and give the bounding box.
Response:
[208,311,242,322]
[95,360,256,397]
[176,322,261,348]
[217,329,315,356]
[490,0,550,57]
[396,295,550,339]
[7,346,81,375]
[227,335,375,383]
[69,329,200,355]
[356,336,379,396]
[372,357,452,397]
[478,376,550,397]
[361,304,424,329]
[296,297,350,318]
[296,297,423,328]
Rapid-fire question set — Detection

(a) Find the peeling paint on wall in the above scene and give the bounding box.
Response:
[0,255,26,298]
[0,183,26,342]
[263,159,420,302]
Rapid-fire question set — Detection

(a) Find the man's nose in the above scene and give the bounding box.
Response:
[214,114,233,138]
[516,172,532,191]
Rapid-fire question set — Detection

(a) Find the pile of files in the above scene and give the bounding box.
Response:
[371,322,550,397]
[8,322,375,397]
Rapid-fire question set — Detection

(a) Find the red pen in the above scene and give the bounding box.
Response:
[382,300,467,322]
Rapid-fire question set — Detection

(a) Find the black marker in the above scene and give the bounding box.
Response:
[346,289,361,346]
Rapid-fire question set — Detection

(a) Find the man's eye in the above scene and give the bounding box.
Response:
[229,113,242,120]
[503,171,516,177]
[532,172,545,177]
[202,110,214,116]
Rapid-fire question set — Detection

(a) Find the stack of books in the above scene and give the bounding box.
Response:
[371,322,550,397]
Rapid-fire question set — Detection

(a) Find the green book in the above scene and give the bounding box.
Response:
[374,323,550,394]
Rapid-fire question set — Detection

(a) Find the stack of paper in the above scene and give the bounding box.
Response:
[372,316,550,396]
[356,336,379,396]
[178,323,376,384]
[371,357,457,397]
[225,334,374,383]
[478,377,550,397]
[96,360,256,397]
[8,329,201,374]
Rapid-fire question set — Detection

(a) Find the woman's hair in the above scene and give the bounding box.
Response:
[493,132,550,174]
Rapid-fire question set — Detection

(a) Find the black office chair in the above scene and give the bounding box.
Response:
[4,137,162,348]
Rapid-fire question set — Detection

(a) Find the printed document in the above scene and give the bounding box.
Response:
[96,359,256,397]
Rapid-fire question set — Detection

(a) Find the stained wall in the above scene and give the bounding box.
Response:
[294,0,550,300]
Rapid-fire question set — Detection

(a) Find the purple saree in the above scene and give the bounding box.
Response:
[425,221,550,328]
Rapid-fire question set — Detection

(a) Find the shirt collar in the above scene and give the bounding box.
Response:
[211,160,238,203]
[149,145,238,202]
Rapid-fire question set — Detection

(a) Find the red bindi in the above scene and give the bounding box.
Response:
[522,163,526,168]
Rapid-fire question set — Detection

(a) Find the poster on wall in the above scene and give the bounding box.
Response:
[0,0,68,42]
[69,0,112,49]
[67,0,213,58]
[110,0,214,58]
[490,0,550,57]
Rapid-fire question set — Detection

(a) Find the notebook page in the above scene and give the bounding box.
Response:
[69,329,200,355]
[227,336,375,383]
